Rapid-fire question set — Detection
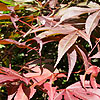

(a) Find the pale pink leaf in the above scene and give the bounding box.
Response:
[0,67,29,84]
[54,32,78,67]
[90,75,97,89]
[49,0,58,8]
[29,85,36,99]
[0,39,31,49]
[38,16,55,27]
[85,10,100,37]
[8,93,16,100]
[0,75,20,83]
[84,66,100,88]
[67,81,100,100]
[55,7,100,26]
[30,27,51,34]
[37,25,77,39]
[80,75,85,87]
[23,66,52,78]
[23,66,52,86]
[44,82,57,100]
[75,45,89,70]
[55,90,78,100]
[14,84,28,100]
[14,83,36,100]
[67,49,77,81]
[90,51,100,58]
[55,81,100,100]
[55,7,99,19]
[77,30,92,47]
[87,88,100,99]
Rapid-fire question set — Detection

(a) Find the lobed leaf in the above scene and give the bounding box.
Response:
[55,81,100,100]
[83,66,100,88]
[67,49,77,81]
[44,82,57,100]
[75,45,89,70]
[37,25,77,39]
[90,51,100,58]
[85,10,100,37]
[54,32,78,67]
[77,30,92,47]
[55,7,100,26]
[0,66,29,84]
[14,84,29,100]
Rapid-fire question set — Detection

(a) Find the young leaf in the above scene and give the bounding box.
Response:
[54,32,78,67]
[85,10,100,37]
[67,49,77,81]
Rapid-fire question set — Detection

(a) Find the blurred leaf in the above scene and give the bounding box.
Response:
[0,44,5,48]
[14,0,35,2]
[0,3,10,11]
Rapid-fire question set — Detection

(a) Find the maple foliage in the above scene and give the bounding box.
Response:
[0,0,100,100]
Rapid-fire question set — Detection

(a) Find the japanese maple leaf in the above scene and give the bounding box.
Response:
[67,49,77,81]
[54,81,100,100]
[44,82,58,100]
[55,7,100,26]
[0,66,29,85]
[85,10,100,37]
[81,66,100,88]
[90,51,100,58]
[44,73,66,100]
[23,65,66,86]
[14,83,36,100]
[75,45,89,70]
[7,83,36,100]
[54,32,78,67]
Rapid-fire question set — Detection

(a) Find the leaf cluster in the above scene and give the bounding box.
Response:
[0,0,100,100]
